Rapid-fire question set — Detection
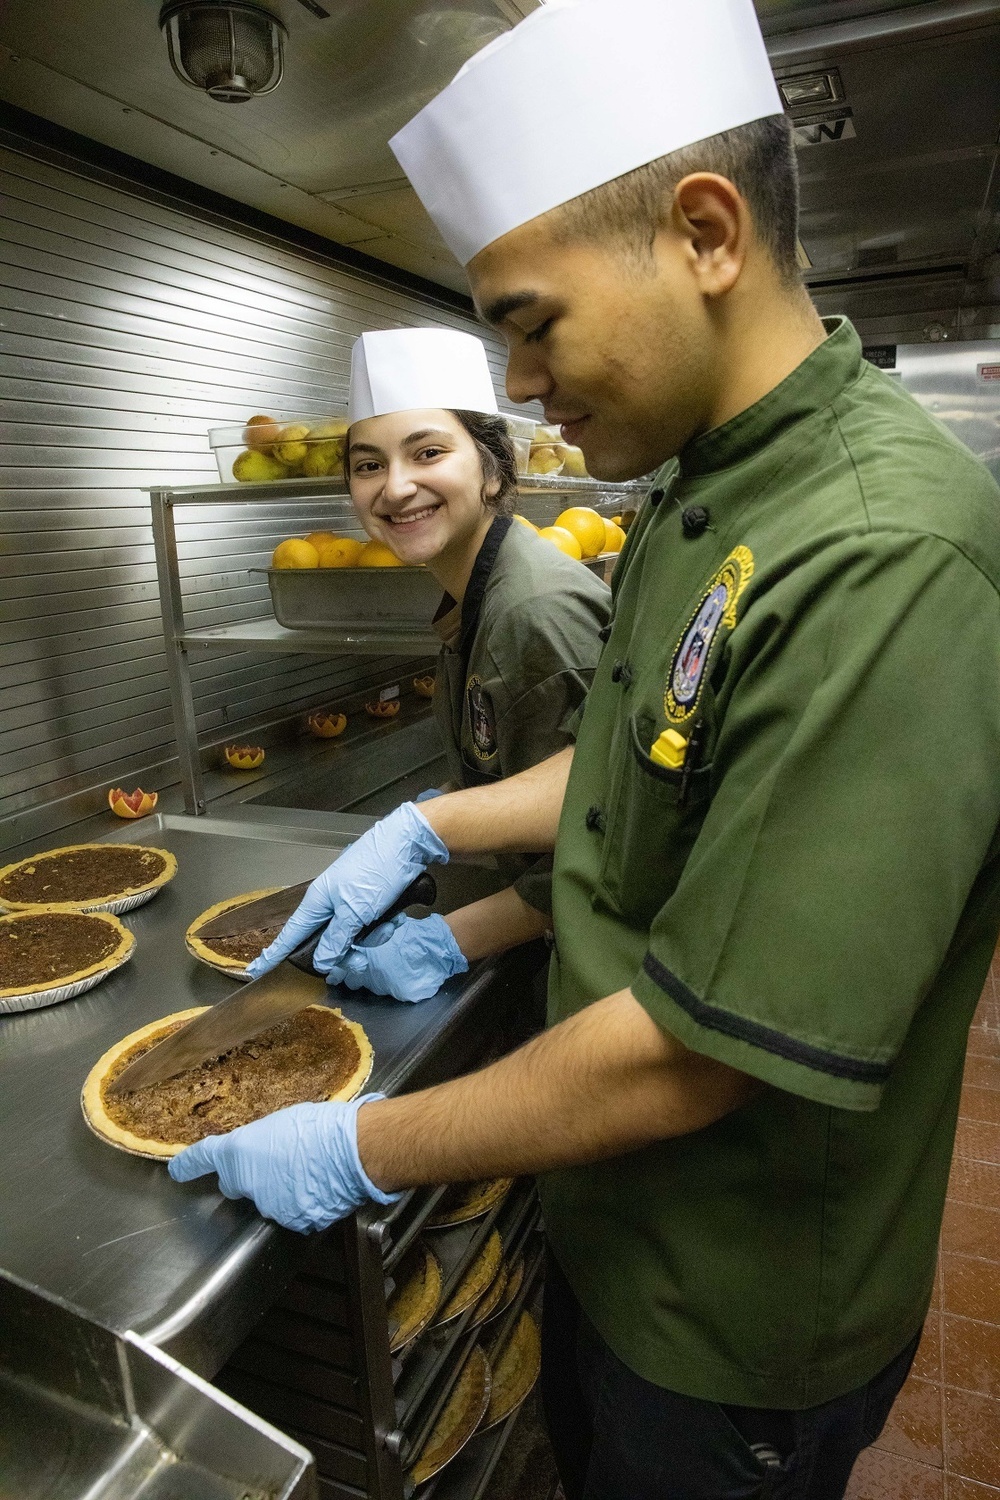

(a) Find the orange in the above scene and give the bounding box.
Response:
[305,530,338,551]
[602,518,627,554]
[272,537,320,569]
[243,414,281,450]
[538,525,583,560]
[554,506,605,559]
[317,537,365,568]
[357,540,405,567]
[513,514,538,532]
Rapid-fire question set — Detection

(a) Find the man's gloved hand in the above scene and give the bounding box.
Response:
[415,787,444,803]
[167,1095,399,1232]
[327,913,469,1002]
[244,802,448,979]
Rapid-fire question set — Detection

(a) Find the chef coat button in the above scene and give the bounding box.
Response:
[681,506,710,538]
[611,660,632,686]
[611,660,623,682]
[585,804,606,833]
[650,487,665,506]
[598,623,613,643]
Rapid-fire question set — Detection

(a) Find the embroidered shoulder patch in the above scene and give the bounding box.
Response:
[664,546,754,725]
[467,675,498,760]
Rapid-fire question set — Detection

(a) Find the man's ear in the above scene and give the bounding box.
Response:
[669,173,748,298]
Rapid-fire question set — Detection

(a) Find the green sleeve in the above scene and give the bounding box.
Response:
[631,532,1000,1110]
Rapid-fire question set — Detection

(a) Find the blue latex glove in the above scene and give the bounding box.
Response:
[244,802,448,979]
[415,787,444,802]
[329,912,469,1002]
[168,1094,400,1232]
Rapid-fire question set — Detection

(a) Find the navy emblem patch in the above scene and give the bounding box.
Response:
[665,546,754,724]
[467,675,498,760]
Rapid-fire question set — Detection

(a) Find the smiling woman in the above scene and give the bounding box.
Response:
[333,326,610,982]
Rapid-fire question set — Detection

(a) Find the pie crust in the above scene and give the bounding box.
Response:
[0,843,177,915]
[409,1344,492,1486]
[81,1003,374,1160]
[435,1229,504,1326]
[0,907,134,1000]
[388,1241,443,1353]
[428,1177,514,1228]
[185,888,285,977]
[483,1311,541,1431]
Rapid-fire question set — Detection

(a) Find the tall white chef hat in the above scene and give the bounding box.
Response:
[390,0,782,267]
[348,328,500,424]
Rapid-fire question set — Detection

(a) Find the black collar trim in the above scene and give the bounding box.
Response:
[459,515,513,664]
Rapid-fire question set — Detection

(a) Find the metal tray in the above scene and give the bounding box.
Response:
[262,565,442,632]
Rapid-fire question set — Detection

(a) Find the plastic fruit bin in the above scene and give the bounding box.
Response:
[264,566,442,632]
[211,411,538,485]
[210,413,349,484]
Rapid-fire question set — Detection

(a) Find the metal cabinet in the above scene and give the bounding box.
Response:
[149,472,645,816]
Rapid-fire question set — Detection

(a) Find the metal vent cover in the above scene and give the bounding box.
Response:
[160,0,286,102]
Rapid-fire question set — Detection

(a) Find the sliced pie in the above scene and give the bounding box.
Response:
[0,908,134,1012]
[82,1003,373,1160]
[186,888,285,977]
[0,843,177,915]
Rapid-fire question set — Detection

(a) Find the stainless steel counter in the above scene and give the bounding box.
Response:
[0,810,508,1379]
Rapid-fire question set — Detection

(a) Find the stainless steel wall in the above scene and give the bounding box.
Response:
[0,137,518,849]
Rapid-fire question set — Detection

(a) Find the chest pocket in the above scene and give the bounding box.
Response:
[596,710,713,928]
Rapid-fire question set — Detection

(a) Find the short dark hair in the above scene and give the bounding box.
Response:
[452,409,518,517]
[552,115,801,285]
[344,409,518,517]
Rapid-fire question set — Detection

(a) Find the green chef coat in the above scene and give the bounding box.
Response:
[542,316,1000,1408]
[433,515,610,912]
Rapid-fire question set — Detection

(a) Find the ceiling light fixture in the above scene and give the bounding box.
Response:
[160,1,287,103]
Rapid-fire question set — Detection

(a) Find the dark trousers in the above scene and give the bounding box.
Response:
[541,1252,919,1500]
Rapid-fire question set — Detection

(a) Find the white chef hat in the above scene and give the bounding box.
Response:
[348,328,500,424]
[390,0,782,266]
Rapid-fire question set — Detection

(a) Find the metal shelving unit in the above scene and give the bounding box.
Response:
[149,472,644,816]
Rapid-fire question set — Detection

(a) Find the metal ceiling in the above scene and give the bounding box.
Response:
[0,0,998,313]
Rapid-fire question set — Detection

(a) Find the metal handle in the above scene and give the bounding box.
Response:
[286,871,438,976]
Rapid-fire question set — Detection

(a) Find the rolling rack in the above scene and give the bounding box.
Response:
[149,470,646,817]
[214,940,551,1500]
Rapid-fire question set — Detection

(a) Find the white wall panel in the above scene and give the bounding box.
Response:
[0,136,517,846]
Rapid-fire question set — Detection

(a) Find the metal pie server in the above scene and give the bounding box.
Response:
[106,871,437,1096]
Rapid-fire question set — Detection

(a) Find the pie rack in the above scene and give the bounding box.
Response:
[213,940,548,1500]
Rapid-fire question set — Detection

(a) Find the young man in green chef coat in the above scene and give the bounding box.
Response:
[171,0,1000,1493]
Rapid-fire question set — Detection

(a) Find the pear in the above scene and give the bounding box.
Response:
[272,423,311,465]
[232,449,288,482]
[302,439,343,477]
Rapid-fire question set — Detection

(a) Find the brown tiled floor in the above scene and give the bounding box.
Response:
[847,958,1000,1500]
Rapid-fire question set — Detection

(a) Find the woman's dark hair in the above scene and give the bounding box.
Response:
[343,409,518,517]
[452,409,518,517]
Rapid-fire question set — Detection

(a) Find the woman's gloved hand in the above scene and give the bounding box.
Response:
[167,1095,399,1232]
[327,913,469,1003]
[244,802,449,979]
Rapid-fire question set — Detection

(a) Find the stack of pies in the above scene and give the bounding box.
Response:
[0,908,134,1014]
[82,1003,373,1159]
[186,889,285,978]
[0,843,176,915]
